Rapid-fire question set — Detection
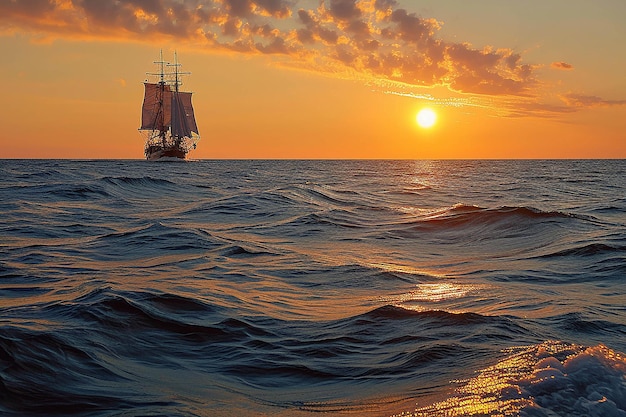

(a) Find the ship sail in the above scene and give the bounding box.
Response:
[139,51,200,161]
[140,83,172,130]
[140,84,197,136]
[171,91,198,137]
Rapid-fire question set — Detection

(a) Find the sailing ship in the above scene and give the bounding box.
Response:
[139,51,199,161]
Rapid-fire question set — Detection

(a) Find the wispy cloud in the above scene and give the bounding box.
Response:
[1,0,621,115]
[561,93,626,108]
[551,61,573,71]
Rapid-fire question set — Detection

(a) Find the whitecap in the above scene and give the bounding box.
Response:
[400,341,626,417]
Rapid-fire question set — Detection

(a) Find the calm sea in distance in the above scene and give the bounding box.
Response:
[1,159,625,416]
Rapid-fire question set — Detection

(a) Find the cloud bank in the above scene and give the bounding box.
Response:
[1,0,538,96]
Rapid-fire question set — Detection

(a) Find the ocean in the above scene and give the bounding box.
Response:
[0,159,624,417]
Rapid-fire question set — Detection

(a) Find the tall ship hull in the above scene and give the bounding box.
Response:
[139,51,200,161]
[145,144,187,161]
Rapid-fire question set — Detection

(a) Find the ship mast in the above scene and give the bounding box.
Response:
[168,51,190,93]
[148,49,169,147]
[174,51,179,93]
[167,51,191,147]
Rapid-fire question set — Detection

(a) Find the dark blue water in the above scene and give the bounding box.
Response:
[1,160,624,416]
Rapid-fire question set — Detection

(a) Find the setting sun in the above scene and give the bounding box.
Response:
[417,108,437,128]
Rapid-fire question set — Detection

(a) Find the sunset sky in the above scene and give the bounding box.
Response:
[1,0,625,159]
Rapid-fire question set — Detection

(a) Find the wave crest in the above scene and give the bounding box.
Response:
[409,341,626,417]
[422,204,590,226]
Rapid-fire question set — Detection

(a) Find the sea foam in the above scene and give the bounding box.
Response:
[405,341,626,417]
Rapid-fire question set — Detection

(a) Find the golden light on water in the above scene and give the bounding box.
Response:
[393,342,626,417]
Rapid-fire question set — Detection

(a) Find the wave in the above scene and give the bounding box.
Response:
[547,312,626,337]
[72,290,228,343]
[101,176,177,188]
[538,242,626,258]
[0,327,137,415]
[183,196,279,219]
[219,243,281,258]
[2,183,112,200]
[372,204,602,248]
[419,204,593,227]
[527,241,626,282]
[84,222,221,260]
[14,168,66,180]
[2,175,180,204]
[409,341,626,417]
[362,304,492,323]
[276,209,370,232]
[0,283,623,416]
[0,294,525,411]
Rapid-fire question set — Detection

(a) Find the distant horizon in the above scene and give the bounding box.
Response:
[3,157,625,161]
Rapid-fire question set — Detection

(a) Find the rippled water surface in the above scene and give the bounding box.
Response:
[1,160,625,416]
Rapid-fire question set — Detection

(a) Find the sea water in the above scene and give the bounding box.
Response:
[0,159,624,416]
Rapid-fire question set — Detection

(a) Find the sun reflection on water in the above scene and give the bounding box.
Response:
[378,282,483,314]
[393,342,626,417]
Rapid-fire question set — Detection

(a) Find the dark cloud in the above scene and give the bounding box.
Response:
[297,9,315,26]
[0,0,54,16]
[388,9,438,44]
[256,36,289,54]
[447,43,500,70]
[296,27,314,44]
[334,44,357,64]
[328,0,361,21]
[296,8,339,45]
[346,19,369,39]
[224,0,251,17]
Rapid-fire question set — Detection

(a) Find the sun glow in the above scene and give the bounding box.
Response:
[416,108,437,128]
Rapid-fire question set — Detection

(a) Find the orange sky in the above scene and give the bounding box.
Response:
[1,0,625,159]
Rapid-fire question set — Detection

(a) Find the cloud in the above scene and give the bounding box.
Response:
[328,0,362,21]
[551,61,573,70]
[0,0,587,100]
[561,93,626,108]
[222,0,293,18]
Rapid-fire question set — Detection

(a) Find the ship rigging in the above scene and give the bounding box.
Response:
[139,51,199,160]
